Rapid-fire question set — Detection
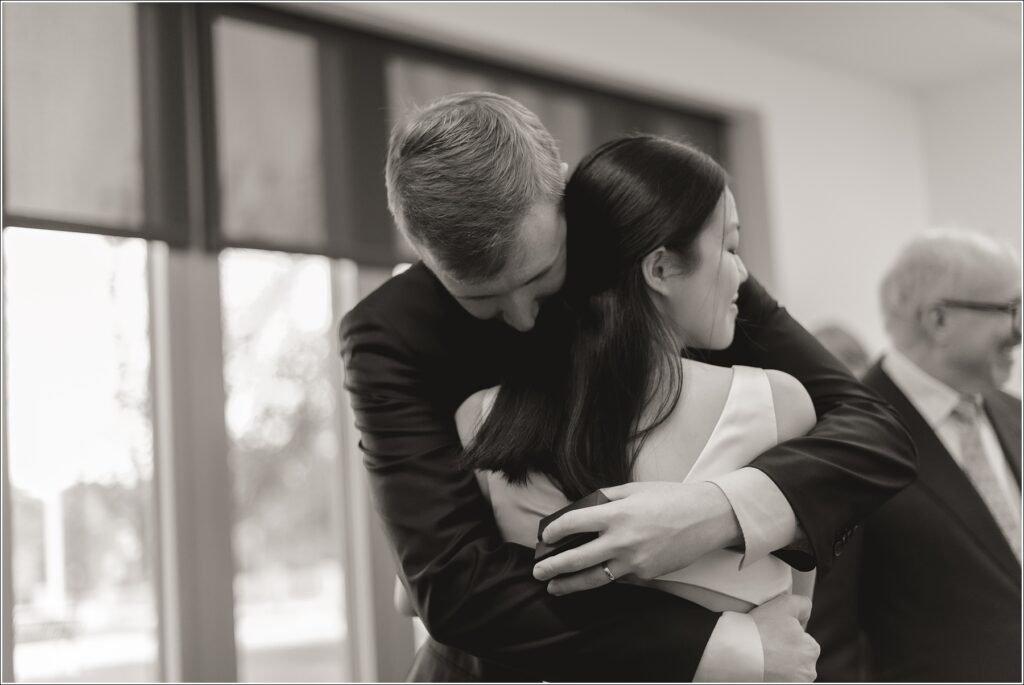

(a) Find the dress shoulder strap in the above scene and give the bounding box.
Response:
[686,366,779,481]
[729,366,779,444]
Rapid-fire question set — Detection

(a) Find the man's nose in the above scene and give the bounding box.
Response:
[501,296,539,332]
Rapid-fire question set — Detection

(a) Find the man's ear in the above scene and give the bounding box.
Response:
[641,247,673,296]
[921,305,947,343]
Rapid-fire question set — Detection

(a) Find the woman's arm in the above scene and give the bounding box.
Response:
[765,369,816,443]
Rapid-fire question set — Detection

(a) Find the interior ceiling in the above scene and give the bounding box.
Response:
[636,2,1021,90]
[288,2,1021,91]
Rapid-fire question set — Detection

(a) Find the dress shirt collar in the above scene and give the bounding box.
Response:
[881,347,982,426]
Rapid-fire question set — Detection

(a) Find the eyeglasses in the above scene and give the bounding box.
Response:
[935,299,1022,336]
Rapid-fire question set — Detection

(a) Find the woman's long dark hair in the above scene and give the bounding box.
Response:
[461,135,727,501]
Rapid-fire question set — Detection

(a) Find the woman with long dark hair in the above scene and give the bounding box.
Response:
[457,134,816,613]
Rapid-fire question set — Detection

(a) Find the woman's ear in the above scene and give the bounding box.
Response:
[642,247,673,296]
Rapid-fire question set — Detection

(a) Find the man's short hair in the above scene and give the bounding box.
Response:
[879,227,1016,346]
[385,91,563,282]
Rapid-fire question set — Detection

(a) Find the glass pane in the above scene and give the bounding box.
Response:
[3,228,156,682]
[386,56,496,120]
[2,4,143,227]
[219,249,349,682]
[384,55,720,168]
[495,80,592,168]
[213,19,325,248]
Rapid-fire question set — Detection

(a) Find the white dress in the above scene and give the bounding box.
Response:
[473,362,813,612]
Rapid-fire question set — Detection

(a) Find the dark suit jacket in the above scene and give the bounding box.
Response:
[810,361,1022,682]
[340,263,916,682]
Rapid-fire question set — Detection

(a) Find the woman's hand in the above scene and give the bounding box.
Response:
[749,594,820,682]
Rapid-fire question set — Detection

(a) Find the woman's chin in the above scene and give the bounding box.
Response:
[681,320,737,351]
[704,329,736,351]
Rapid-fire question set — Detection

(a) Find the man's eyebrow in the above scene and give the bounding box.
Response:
[459,251,561,301]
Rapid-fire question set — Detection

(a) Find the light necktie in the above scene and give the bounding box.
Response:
[950,397,1022,563]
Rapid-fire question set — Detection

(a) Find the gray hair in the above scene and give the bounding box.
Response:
[385,91,563,282]
[879,227,1017,346]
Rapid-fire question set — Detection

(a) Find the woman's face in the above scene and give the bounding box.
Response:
[660,187,748,351]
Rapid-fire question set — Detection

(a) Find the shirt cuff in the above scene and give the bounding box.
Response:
[705,467,798,570]
[692,611,764,682]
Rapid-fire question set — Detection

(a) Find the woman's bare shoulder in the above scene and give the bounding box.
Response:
[679,357,735,387]
[763,369,816,441]
[672,358,735,423]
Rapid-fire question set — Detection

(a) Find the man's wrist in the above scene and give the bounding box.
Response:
[706,467,802,567]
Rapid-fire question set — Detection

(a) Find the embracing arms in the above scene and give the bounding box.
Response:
[340,285,719,681]
[340,270,915,680]
[533,277,916,585]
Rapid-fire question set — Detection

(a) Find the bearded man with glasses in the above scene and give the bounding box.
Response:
[809,227,1022,682]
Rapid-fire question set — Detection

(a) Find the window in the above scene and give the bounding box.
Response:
[219,250,349,682]
[2,5,143,229]
[212,20,325,248]
[3,228,156,682]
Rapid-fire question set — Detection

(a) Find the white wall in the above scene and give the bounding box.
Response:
[920,63,1022,253]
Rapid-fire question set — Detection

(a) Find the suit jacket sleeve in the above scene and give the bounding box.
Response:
[340,302,719,681]
[704,277,918,575]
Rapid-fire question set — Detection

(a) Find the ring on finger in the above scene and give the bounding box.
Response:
[601,563,616,583]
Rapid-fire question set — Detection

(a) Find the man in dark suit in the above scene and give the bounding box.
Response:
[810,229,1022,682]
[340,92,917,681]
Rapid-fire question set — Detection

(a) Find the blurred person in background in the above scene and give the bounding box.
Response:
[809,228,1022,682]
[813,324,870,378]
[340,91,916,682]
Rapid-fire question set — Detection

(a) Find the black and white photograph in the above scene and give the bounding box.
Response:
[0,2,1021,682]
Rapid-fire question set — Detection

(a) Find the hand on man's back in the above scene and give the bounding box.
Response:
[750,593,820,682]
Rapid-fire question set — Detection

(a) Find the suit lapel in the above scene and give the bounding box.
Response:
[983,393,1022,487]
[865,364,1021,579]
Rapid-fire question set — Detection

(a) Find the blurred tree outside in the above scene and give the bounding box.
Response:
[223,252,337,580]
[7,230,157,681]
[220,249,347,681]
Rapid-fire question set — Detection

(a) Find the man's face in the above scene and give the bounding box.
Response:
[424,201,567,332]
[936,256,1022,392]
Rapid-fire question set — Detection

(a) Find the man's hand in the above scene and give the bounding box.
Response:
[749,594,819,682]
[532,481,742,595]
